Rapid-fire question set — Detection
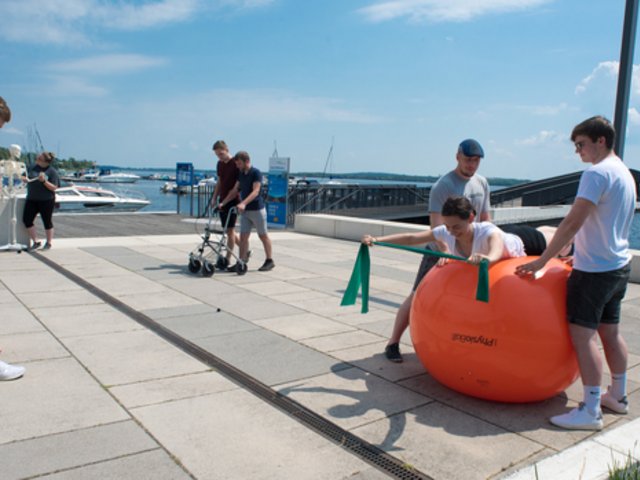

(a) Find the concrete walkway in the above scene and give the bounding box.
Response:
[1,229,639,479]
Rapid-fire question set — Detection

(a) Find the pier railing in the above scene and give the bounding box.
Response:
[187,182,430,225]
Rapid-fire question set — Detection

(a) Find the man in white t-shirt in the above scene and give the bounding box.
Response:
[516,116,636,430]
[384,139,491,362]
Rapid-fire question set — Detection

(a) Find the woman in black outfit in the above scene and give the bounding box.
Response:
[22,151,60,250]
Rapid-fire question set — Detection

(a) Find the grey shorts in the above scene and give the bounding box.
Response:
[567,263,631,329]
[240,208,268,235]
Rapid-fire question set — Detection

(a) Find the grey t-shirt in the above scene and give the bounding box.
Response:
[428,170,490,218]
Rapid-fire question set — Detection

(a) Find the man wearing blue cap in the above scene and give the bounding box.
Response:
[384,139,491,362]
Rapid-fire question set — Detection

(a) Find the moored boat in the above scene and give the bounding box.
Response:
[53,185,149,212]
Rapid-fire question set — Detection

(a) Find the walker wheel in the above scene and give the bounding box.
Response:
[236,262,248,276]
[202,260,215,277]
[215,256,229,270]
[188,258,202,274]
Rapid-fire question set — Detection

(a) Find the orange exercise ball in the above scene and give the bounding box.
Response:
[410,256,579,403]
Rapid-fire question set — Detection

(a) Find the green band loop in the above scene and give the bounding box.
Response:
[341,242,489,313]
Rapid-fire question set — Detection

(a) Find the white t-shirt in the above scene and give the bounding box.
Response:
[432,222,525,259]
[573,155,636,272]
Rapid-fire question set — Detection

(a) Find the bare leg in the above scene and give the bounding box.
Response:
[257,233,272,259]
[569,323,603,387]
[387,292,413,346]
[598,323,628,374]
[27,225,37,243]
[226,227,236,261]
[45,228,53,244]
[239,232,251,262]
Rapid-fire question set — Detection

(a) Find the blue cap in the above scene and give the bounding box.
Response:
[459,139,484,158]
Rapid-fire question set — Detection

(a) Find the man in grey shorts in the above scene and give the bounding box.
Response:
[227,151,274,275]
[384,139,491,362]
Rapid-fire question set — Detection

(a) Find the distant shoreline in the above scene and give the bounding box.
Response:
[99,165,528,187]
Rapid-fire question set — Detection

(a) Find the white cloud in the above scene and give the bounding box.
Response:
[48,54,168,75]
[513,103,569,116]
[0,0,275,45]
[192,89,384,125]
[358,0,553,23]
[629,108,640,126]
[516,130,566,146]
[47,76,109,97]
[575,61,639,98]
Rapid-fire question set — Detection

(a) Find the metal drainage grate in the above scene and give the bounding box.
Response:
[34,252,433,480]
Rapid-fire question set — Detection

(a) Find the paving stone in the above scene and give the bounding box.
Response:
[157,310,258,340]
[142,303,218,320]
[109,370,240,409]
[0,270,82,293]
[353,402,543,480]
[0,358,128,444]
[254,312,355,340]
[131,389,375,480]
[300,330,386,353]
[0,331,69,363]
[0,304,45,334]
[37,449,191,480]
[116,289,201,310]
[15,289,103,309]
[1,421,158,480]
[32,304,143,338]
[64,329,210,386]
[277,366,431,430]
[194,328,349,386]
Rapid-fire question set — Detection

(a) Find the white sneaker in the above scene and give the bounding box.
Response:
[0,360,26,381]
[549,403,603,431]
[601,387,629,414]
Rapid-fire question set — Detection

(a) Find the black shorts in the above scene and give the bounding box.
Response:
[219,202,238,230]
[23,199,55,230]
[500,224,547,255]
[567,263,631,329]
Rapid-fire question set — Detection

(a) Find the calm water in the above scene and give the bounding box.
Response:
[93,171,640,250]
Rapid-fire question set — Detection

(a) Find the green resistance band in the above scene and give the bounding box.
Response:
[341,241,489,313]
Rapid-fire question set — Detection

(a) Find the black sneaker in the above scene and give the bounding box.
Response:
[258,259,275,272]
[42,242,52,250]
[384,343,403,363]
[216,256,229,270]
[227,263,247,275]
[28,241,42,252]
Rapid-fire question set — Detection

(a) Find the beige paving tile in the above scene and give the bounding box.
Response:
[353,402,543,480]
[0,271,82,294]
[277,366,431,430]
[1,421,159,480]
[115,289,201,310]
[88,274,168,296]
[330,341,424,382]
[17,290,103,309]
[239,279,310,296]
[1,331,69,363]
[0,357,128,444]
[131,389,375,480]
[0,304,45,334]
[64,329,210,386]
[32,304,143,338]
[301,330,386,353]
[37,449,191,480]
[254,312,355,340]
[109,371,239,409]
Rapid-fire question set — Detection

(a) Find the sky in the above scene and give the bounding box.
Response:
[0,0,638,180]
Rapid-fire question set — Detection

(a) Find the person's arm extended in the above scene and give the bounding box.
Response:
[219,182,239,208]
[361,228,436,247]
[515,198,595,276]
[237,180,261,212]
[468,230,503,265]
[479,211,491,222]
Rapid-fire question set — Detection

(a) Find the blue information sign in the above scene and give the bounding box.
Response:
[176,162,194,187]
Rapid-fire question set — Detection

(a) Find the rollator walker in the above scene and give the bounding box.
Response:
[187,199,247,277]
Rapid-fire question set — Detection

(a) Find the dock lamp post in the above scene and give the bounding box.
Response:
[613,0,639,159]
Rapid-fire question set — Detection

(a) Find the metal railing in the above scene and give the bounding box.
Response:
[186,182,430,225]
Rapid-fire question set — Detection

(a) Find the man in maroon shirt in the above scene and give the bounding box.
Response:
[211,140,240,268]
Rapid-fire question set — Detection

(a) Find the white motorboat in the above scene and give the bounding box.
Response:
[53,185,150,212]
[96,171,140,183]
